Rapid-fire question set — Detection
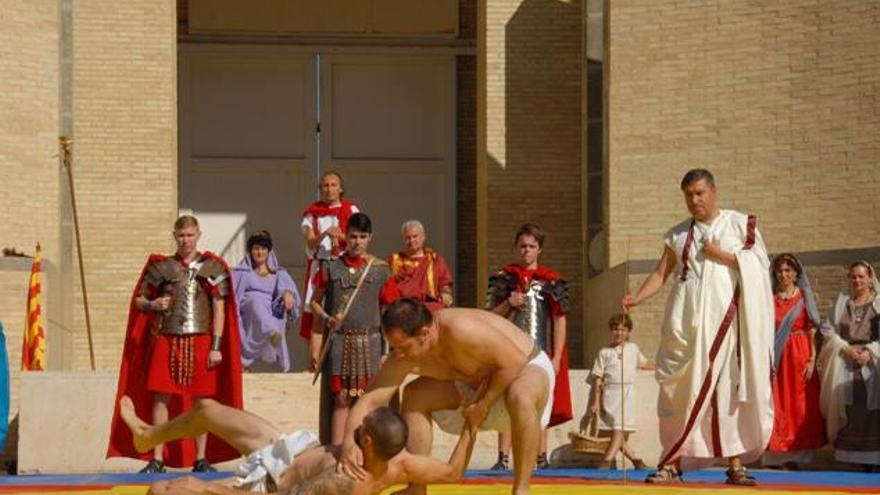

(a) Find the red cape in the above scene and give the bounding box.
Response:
[106,252,244,467]
[501,264,573,427]
[301,199,358,229]
[299,199,358,340]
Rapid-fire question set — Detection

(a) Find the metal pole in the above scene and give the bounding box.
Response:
[60,137,96,371]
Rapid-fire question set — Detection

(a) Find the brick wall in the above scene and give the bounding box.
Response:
[599,1,880,360]
[484,0,585,365]
[70,0,178,371]
[0,0,61,471]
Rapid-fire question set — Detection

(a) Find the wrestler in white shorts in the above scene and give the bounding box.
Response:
[431,350,556,433]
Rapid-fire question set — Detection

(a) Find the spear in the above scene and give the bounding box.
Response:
[60,137,96,371]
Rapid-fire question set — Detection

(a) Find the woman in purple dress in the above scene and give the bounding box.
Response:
[232,230,301,371]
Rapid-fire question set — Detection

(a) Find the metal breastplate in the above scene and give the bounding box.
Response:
[160,259,212,335]
[325,259,387,332]
[512,280,550,351]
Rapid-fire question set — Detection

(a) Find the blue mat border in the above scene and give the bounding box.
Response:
[0,469,877,488]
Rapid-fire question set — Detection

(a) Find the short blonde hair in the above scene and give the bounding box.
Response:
[174,215,200,231]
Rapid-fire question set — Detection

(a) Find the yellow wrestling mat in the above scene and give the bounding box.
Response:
[4,484,850,495]
[3,470,875,495]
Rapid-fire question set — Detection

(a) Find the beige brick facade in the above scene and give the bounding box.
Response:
[482,0,585,365]
[596,0,880,363]
[0,0,61,469]
[69,0,178,371]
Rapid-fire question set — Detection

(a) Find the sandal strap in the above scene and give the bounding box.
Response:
[647,465,681,480]
[726,466,756,485]
[727,466,753,478]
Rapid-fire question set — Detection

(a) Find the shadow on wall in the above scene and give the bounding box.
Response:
[1,414,19,474]
[504,0,584,367]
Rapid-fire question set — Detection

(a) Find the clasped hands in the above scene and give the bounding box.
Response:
[845,346,873,367]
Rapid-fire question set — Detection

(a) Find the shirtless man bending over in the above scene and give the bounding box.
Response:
[116,396,477,495]
[339,298,555,495]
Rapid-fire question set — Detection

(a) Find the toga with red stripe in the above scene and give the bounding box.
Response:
[656,209,774,468]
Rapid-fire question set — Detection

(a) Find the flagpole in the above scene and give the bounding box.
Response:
[60,137,96,371]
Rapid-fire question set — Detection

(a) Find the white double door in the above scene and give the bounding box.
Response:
[178,45,457,284]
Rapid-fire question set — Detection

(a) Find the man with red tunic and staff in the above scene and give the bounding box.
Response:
[486,223,572,470]
[107,214,243,473]
[388,220,453,313]
[299,171,359,341]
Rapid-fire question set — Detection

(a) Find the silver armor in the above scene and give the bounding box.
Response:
[486,268,569,353]
[145,257,229,335]
[513,280,550,351]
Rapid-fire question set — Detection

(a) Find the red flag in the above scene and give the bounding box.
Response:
[22,243,45,371]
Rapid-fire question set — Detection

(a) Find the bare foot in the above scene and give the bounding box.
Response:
[119,396,152,453]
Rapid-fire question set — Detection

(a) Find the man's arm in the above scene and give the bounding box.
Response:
[400,380,486,484]
[301,222,324,252]
[148,476,238,495]
[461,338,525,429]
[208,298,224,367]
[622,245,676,312]
[703,238,739,270]
[401,424,478,485]
[551,315,566,372]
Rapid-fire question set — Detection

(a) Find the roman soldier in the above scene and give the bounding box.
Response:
[486,223,573,470]
[107,215,243,473]
[309,213,399,445]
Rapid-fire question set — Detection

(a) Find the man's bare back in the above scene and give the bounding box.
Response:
[391,308,536,386]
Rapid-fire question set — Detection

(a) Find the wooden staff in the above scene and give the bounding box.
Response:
[621,240,630,483]
[61,137,96,371]
[312,257,375,385]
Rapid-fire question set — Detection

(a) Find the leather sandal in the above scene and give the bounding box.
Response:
[535,452,550,470]
[192,458,217,472]
[139,459,166,474]
[725,466,757,486]
[490,452,510,471]
[631,458,648,469]
[645,465,683,484]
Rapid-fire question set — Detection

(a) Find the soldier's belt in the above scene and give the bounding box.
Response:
[333,327,380,336]
[160,326,211,336]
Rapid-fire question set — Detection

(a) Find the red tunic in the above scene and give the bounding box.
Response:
[388,249,453,312]
[767,291,826,452]
[496,264,573,427]
[299,199,358,340]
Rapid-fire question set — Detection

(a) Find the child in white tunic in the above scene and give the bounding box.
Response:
[589,313,650,469]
